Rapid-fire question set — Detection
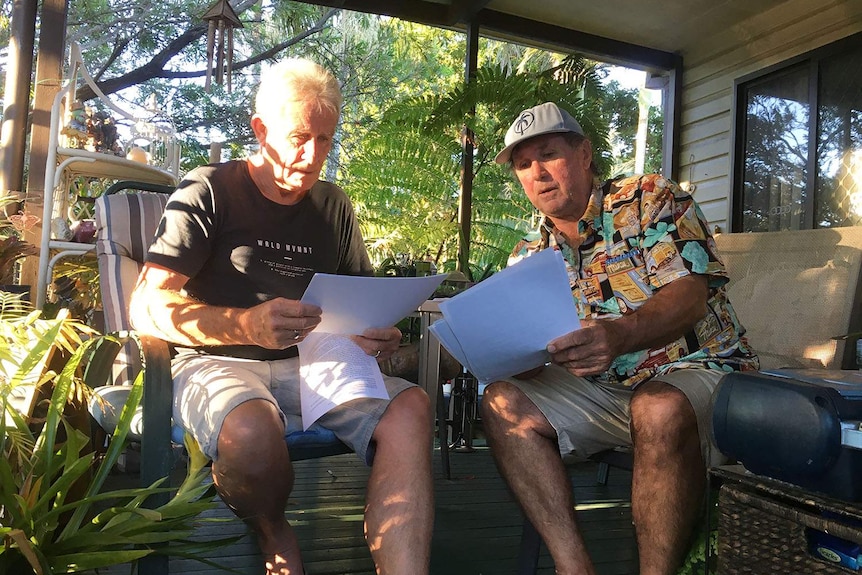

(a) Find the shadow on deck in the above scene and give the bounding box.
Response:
[104,445,635,574]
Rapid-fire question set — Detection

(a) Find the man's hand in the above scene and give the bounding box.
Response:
[351,326,402,361]
[132,263,326,349]
[546,274,710,378]
[547,319,625,377]
[240,298,322,350]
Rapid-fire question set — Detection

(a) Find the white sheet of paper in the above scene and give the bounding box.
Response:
[426,318,475,375]
[429,248,580,384]
[298,333,389,430]
[301,273,447,334]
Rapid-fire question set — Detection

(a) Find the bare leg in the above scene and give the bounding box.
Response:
[630,380,705,575]
[364,387,434,575]
[212,399,303,575]
[482,381,596,575]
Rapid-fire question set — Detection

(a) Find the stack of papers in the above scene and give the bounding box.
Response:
[429,248,580,384]
[297,272,446,428]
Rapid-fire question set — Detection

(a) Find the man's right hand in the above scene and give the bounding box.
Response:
[241,298,322,350]
[546,319,625,377]
[131,263,323,349]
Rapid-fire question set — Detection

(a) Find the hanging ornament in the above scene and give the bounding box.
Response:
[202,0,244,93]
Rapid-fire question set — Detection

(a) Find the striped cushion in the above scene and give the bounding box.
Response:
[95,191,169,385]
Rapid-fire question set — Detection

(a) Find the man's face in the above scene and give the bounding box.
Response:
[254,101,339,194]
[511,133,594,224]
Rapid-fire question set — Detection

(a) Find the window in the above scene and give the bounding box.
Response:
[733,34,862,232]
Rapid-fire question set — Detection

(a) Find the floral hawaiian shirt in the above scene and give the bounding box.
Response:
[508,174,759,388]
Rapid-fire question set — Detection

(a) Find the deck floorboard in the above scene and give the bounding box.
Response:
[101,444,636,574]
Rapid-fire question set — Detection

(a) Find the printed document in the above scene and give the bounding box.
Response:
[298,333,389,429]
[429,248,580,384]
[297,273,446,427]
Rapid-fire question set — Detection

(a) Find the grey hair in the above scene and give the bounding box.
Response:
[255,58,343,123]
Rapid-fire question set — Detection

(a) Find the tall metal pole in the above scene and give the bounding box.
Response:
[457,19,479,278]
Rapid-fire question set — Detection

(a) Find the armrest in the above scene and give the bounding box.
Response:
[81,332,175,503]
[138,334,174,504]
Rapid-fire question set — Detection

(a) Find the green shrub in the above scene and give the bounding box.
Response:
[0,295,232,573]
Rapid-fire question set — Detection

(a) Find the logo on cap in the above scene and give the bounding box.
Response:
[514,111,535,135]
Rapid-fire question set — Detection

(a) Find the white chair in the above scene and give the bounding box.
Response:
[36,42,180,310]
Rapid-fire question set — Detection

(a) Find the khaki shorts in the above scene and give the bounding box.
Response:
[500,365,728,467]
[172,352,416,464]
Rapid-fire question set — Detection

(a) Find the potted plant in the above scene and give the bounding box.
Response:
[0,192,38,294]
[0,296,234,573]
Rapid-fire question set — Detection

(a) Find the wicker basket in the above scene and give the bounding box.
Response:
[717,477,862,574]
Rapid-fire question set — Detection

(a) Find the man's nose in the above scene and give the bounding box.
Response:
[530,161,548,179]
[302,138,325,163]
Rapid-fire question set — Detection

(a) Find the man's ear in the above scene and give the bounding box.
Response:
[579,139,594,171]
[250,115,267,144]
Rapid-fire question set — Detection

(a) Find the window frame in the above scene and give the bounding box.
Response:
[731,32,862,233]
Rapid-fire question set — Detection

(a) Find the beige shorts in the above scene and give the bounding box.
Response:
[500,365,728,467]
[171,352,416,464]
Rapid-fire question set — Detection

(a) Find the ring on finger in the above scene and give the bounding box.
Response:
[292,329,302,340]
[374,350,381,358]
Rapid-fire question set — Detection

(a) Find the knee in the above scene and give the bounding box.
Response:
[214,401,292,489]
[219,399,285,455]
[377,386,431,435]
[630,381,697,448]
[481,381,531,424]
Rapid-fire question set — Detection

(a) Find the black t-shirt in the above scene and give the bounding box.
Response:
[146,160,372,359]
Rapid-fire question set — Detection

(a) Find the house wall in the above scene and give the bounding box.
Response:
[677,0,862,233]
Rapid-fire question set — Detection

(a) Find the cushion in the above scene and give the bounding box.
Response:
[95,191,169,385]
[714,226,862,370]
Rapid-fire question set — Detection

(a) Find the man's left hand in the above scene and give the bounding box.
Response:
[351,326,402,361]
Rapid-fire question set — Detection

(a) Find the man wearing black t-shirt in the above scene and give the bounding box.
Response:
[130,59,433,575]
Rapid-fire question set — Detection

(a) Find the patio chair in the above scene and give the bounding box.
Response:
[87,181,351,575]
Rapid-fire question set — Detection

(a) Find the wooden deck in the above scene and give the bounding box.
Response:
[105,443,636,575]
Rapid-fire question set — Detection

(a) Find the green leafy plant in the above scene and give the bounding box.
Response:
[0,297,232,573]
[677,496,719,575]
[51,257,101,323]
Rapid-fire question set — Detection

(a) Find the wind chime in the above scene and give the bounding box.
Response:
[202,0,243,93]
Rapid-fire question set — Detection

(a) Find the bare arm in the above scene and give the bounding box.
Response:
[547,274,709,377]
[129,263,322,349]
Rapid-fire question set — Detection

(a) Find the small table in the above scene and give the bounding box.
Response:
[417,299,443,419]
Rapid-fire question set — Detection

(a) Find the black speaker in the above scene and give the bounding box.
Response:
[713,370,862,501]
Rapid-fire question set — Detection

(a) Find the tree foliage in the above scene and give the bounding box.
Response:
[346,56,612,280]
[64,0,341,150]
[38,5,657,279]
[598,74,663,177]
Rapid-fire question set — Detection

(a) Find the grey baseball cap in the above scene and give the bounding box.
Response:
[494,102,585,164]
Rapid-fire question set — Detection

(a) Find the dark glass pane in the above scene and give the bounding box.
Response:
[741,66,809,232]
[816,45,862,228]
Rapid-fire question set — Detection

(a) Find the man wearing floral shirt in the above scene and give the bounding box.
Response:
[482,102,758,575]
